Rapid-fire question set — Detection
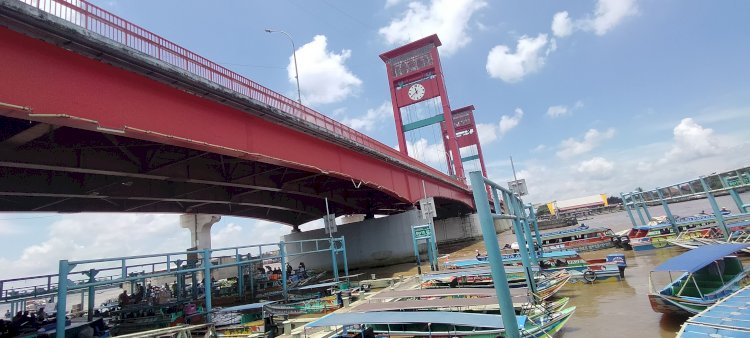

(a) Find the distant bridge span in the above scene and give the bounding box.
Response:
[0,0,474,226]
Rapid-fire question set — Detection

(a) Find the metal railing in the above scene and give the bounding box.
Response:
[16,0,464,185]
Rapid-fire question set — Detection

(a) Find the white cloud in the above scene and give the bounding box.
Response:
[486,34,553,83]
[532,144,546,152]
[385,0,404,8]
[556,128,615,158]
[405,138,447,165]
[576,157,615,178]
[292,35,362,105]
[475,108,524,146]
[476,123,498,145]
[664,118,721,162]
[379,0,488,56]
[551,11,573,38]
[547,101,583,118]
[546,105,569,118]
[341,102,393,132]
[499,108,524,135]
[585,0,638,36]
[553,0,638,38]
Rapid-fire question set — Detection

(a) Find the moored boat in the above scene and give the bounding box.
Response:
[511,225,616,253]
[648,244,750,316]
[619,212,750,251]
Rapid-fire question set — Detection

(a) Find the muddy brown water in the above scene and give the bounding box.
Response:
[356,192,750,337]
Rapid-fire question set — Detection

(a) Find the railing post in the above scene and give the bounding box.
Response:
[202,249,212,322]
[86,269,98,322]
[633,194,646,225]
[621,193,637,227]
[235,250,244,298]
[340,237,349,277]
[526,204,543,251]
[56,260,69,338]
[638,193,653,220]
[655,188,678,234]
[469,172,520,338]
[279,241,288,300]
[503,190,536,295]
[330,238,339,283]
[700,177,729,239]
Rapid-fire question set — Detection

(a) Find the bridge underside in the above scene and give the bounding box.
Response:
[0,115,469,226]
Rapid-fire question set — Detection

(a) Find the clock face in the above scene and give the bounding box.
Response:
[407,83,426,101]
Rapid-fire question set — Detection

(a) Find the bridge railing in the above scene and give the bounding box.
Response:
[18,0,465,185]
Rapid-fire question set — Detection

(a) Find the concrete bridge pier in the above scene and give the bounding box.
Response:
[180,214,221,250]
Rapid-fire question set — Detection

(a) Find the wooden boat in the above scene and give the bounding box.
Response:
[670,229,750,254]
[446,250,627,283]
[419,268,570,301]
[648,244,750,316]
[303,307,576,337]
[619,212,750,251]
[513,225,616,253]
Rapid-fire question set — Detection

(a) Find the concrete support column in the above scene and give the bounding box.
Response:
[180,214,221,250]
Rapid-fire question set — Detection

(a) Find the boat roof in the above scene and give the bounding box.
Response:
[370,287,526,299]
[305,311,526,329]
[217,301,275,313]
[653,244,750,273]
[292,281,340,290]
[421,266,538,280]
[448,250,579,268]
[680,285,750,337]
[540,226,611,238]
[354,297,503,312]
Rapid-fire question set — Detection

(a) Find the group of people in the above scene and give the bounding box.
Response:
[1,308,51,337]
[256,262,307,280]
[118,283,173,307]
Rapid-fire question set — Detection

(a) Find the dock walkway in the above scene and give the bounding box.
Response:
[678,284,750,337]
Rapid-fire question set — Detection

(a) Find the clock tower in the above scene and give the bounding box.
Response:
[379,34,464,179]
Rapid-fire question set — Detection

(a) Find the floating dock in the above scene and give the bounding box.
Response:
[678,284,750,337]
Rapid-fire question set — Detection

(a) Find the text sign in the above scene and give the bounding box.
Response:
[508,179,528,196]
[413,225,432,239]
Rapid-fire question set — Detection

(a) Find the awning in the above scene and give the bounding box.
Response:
[217,301,275,313]
[305,311,526,329]
[653,244,750,273]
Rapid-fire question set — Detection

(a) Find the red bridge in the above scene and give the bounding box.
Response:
[0,0,474,227]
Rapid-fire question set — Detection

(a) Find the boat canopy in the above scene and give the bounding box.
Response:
[305,311,527,329]
[292,281,340,290]
[372,287,508,299]
[540,226,610,238]
[653,244,750,273]
[217,301,275,313]
[353,297,502,312]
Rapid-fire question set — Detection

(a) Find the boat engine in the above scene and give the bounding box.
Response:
[611,236,621,248]
[620,236,632,250]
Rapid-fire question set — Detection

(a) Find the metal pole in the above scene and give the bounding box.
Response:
[633,195,646,225]
[280,241,288,300]
[468,171,520,338]
[526,204,543,251]
[55,260,69,338]
[236,251,244,298]
[265,29,302,104]
[722,177,747,213]
[330,238,339,283]
[638,193,653,220]
[621,193,637,227]
[340,237,349,277]
[700,177,729,239]
[510,156,518,182]
[202,249,212,322]
[504,190,536,295]
[655,188,679,234]
[87,269,97,321]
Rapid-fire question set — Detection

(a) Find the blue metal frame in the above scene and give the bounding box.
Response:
[470,171,541,338]
[47,237,346,338]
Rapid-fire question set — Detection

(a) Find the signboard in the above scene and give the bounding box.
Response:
[508,179,528,196]
[412,225,432,239]
[324,214,337,234]
[419,197,436,220]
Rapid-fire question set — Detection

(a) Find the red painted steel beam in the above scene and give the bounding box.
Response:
[0,27,474,210]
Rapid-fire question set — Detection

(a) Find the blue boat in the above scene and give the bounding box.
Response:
[648,244,750,316]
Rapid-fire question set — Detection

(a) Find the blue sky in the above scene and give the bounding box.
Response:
[1,0,749,279]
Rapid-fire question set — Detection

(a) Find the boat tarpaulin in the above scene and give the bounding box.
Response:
[653,244,750,273]
[305,311,526,329]
[292,281,340,290]
[371,287,526,299]
[217,301,275,313]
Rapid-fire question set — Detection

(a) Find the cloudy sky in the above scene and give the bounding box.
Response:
[1,0,749,279]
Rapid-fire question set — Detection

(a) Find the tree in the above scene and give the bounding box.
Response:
[607,195,622,205]
[536,205,550,216]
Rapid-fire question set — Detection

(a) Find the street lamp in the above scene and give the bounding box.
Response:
[264,29,302,105]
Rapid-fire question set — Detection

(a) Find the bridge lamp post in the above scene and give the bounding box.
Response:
[264,29,302,105]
